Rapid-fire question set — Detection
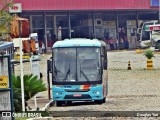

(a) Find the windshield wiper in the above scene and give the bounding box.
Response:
[53,61,59,80]
[80,64,90,82]
[63,63,70,81]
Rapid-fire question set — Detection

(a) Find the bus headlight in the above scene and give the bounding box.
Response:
[56,92,62,95]
[54,85,62,87]
[93,91,100,95]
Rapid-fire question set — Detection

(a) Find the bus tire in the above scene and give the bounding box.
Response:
[67,101,72,104]
[102,98,106,103]
[94,100,103,104]
[156,41,160,50]
[56,101,63,106]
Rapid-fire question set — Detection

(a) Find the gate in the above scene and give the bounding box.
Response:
[0,55,14,120]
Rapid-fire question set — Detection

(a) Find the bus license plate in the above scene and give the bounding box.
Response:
[73,94,81,97]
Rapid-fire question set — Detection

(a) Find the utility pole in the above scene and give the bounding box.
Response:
[19,20,25,112]
[159,0,160,20]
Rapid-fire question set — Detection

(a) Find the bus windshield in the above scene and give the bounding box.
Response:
[142,23,154,41]
[53,47,101,83]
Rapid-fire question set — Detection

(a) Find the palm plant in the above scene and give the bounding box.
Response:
[12,74,47,111]
[13,88,22,111]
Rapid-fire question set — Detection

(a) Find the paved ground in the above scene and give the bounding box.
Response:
[48,50,160,119]
[14,50,160,119]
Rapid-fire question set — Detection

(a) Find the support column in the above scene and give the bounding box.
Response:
[136,11,140,48]
[68,12,71,39]
[53,16,57,39]
[43,12,47,52]
[29,15,32,33]
[159,0,160,20]
[136,11,139,30]
[116,12,119,41]
[92,11,95,38]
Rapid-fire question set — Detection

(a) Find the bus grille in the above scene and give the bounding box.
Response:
[65,89,89,92]
[64,94,91,99]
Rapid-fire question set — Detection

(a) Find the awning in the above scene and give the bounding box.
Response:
[14,0,150,11]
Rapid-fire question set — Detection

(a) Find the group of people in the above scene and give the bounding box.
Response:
[107,37,129,50]
[104,28,129,50]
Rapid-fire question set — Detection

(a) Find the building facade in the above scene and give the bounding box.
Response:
[14,0,159,50]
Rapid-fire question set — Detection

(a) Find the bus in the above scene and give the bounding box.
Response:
[47,38,108,106]
[137,20,160,49]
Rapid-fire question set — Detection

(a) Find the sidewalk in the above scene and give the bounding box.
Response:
[27,90,53,111]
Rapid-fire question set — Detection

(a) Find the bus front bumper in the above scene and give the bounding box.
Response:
[52,86,104,101]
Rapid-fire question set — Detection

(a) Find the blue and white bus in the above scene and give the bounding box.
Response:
[48,38,108,106]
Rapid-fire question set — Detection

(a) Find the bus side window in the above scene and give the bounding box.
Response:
[102,46,107,70]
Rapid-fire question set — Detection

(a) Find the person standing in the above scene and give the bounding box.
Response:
[109,37,114,50]
[119,38,124,50]
[115,38,119,50]
[42,42,45,54]
[124,37,129,49]
[104,29,110,44]
[57,26,62,40]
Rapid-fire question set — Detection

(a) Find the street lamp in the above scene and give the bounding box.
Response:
[18,20,25,112]
[159,0,160,20]
[16,16,28,112]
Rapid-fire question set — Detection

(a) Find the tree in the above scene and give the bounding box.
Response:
[0,0,13,41]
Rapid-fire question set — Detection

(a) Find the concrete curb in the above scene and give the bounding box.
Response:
[27,100,54,120]
[41,100,54,111]
[29,100,54,111]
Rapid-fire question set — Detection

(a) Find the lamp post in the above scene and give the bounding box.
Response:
[159,0,160,20]
[19,20,25,112]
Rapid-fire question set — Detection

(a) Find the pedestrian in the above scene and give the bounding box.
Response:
[124,37,129,49]
[42,42,45,54]
[104,29,110,44]
[108,37,114,50]
[119,38,124,50]
[115,38,119,50]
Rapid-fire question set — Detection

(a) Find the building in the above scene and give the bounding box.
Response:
[14,0,159,50]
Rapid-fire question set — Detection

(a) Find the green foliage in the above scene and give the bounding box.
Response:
[13,88,22,112]
[144,49,154,59]
[12,74,47,111]
[0,0,13,40]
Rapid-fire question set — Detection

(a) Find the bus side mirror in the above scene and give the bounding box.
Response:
[137,28,142,34]
[47,60,52,73]
[103,60,107,70]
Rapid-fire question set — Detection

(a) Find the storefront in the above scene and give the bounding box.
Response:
[14,0,159,50]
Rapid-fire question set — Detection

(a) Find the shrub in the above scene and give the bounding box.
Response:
[144,49,154,59]
[12,74,47,111]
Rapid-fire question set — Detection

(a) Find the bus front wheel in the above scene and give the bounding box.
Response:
[55,101,63,106]
[95,98,106,104]
[102,98,106,103]
[94,100,103,104]
[67,101,72,104]
[156,41,160,50]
